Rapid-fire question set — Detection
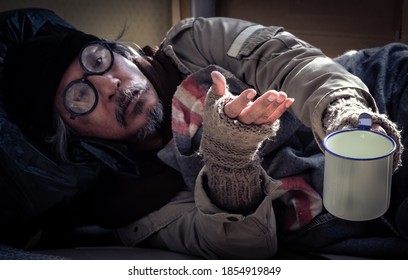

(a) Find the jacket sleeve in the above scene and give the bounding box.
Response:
[199,82,280,214]
[117,169,280,259]
[161,17,379,143]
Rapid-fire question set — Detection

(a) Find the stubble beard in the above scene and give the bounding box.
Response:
[116,85,164,142]
[134,99,164,141]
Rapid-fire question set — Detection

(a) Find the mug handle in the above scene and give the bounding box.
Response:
[358,113,372,130]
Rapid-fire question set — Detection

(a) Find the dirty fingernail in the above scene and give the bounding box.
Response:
[267,93,277,102]
[247,90,257,100]
[285,98,295,108]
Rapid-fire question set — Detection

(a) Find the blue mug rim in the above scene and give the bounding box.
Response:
[323,129,396,161]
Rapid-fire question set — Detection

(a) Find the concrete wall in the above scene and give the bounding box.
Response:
[216,0,405,57]
[0,0,173,47]
[1,0,405,57]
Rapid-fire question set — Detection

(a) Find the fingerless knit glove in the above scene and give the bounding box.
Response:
[323,95,403,171]
[200,89,280,214]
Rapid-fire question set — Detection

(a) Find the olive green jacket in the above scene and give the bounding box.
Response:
[161,17,378,145]
[116,17,378,259]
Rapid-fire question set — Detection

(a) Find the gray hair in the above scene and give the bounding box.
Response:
[46,112,72,162]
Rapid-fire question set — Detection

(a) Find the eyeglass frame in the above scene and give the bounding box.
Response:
[62,41,114,120]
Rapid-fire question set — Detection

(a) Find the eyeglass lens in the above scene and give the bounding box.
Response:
[64,81,97,115]
[80,43,113,74]
[64,42,113,118]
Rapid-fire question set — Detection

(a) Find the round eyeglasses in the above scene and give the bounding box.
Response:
[63,41,114,119]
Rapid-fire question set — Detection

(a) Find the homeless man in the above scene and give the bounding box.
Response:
[1,15,404,258]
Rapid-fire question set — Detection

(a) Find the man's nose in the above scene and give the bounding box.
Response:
[88,74,120,101]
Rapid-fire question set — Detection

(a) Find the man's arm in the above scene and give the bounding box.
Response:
[199,71,291,213]
[161,17,377,142]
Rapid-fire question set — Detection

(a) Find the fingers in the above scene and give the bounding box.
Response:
[258,97,294,125]
[229,90,294,125]
[209,71,294,125]
[224,88,257,118]
[372,123,387,135]
[210,71,227,97]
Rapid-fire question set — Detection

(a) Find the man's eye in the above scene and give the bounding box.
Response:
[81,44,112,74]
[93,56,103,70]
[65,82,96,114]
[74,89,89,101]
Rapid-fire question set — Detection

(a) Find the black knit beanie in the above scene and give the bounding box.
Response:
[2,29,100,135]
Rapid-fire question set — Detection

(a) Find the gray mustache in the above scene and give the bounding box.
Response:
[115,84,149,127]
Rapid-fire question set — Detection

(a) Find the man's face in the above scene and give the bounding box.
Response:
[54,51,162,142]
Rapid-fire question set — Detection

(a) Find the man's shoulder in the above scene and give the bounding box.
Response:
[162,17,195,45]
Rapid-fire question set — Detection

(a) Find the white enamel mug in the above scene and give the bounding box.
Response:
[323,113,396,221]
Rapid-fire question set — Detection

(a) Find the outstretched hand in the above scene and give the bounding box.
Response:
[210,71,294,125]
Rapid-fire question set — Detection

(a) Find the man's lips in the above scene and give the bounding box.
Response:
[121,89,142,115]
